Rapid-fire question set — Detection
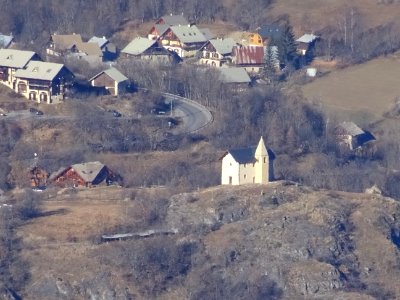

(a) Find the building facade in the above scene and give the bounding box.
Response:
[221,137,272,185]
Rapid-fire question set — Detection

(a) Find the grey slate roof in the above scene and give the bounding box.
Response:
[219,67,251,84]
[88,36,108,48]
[154,24,170,36]
[121,37,157,55]
[258,24,282,40]
[14,61,64,81]
[0,49,36,68]
[159,15,188,26]
[199,28,215,40]
[296,34,319,44]
[208,38,236,55]
[228,146,257,164]
[0,34,13,48]
[338,122,365,136]
[71,161,105,183]
[90,67,128,83]
[170,25,207,44]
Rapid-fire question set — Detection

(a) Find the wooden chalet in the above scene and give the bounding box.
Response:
[49,161,117,188]
[14,61,73,104]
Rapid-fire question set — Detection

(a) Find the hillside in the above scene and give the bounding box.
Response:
[14,182,400,299]
[266,0,400,34]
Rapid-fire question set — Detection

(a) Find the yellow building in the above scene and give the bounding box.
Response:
[221,137,273,185]
[248,33,263,46]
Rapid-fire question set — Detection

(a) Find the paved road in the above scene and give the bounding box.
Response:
[164,94,213,134]
[1,93,213,134]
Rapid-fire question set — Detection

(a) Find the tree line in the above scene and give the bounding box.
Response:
[0,0,273,45]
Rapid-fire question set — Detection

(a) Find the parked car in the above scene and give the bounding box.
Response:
[0,113,6,116]
[29,108,43,115]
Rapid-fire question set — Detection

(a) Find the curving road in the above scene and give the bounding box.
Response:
[163,93,213,134]
[1,91,213,134]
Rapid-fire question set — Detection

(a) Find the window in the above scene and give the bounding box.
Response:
[244,174,247,179]
[244,164,246,168]
[229,176,232,184]
[264,157,266,163]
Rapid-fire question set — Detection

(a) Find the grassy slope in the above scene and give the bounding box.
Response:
[302,53,400,124]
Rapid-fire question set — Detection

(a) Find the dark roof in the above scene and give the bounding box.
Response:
[228,146,257,164]
[258,24,282,40]
[222,146,275,163]
[157,15,189,26]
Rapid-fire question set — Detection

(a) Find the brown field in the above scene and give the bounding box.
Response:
[302,54,400,124]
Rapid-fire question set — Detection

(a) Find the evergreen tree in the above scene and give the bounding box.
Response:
[275,22,299,69]
[263,46,278,81]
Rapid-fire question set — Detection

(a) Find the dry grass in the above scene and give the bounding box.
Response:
[302,55,400,124]
[267,0,400,34]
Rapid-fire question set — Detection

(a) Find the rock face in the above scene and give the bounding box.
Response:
[165,181,400,299]
[19,182,400,299]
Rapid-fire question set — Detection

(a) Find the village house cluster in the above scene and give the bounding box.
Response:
[0,15,321,102]
[1,18,374,189]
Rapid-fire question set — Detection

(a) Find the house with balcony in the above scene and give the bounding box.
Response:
[0,49,40,89]
[158,25,207,58]
[14,61,73,104]
[199,38,237,67]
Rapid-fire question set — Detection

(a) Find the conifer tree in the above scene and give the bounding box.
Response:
[275,22,299,69]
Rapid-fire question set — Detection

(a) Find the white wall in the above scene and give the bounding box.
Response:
[221,154,240,185]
